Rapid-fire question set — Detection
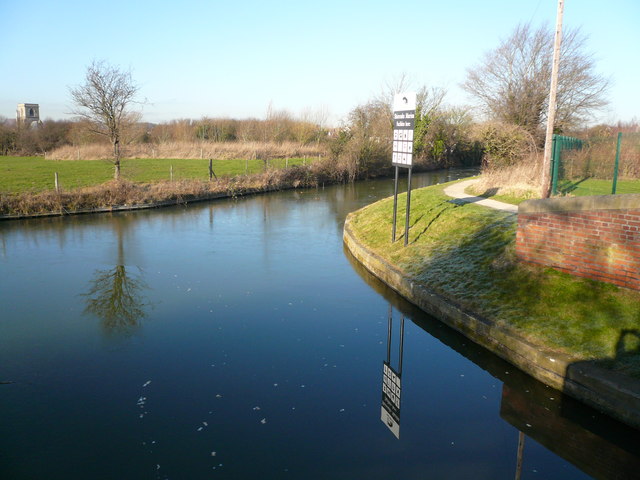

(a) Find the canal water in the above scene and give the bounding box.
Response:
[1,169,639,479]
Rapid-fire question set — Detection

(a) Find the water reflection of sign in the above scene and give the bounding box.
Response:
[381,307,404,439]
[381,361,401,439]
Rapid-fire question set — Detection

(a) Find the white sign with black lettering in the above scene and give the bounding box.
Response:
[381,361,401,438]
[392,92,416,168]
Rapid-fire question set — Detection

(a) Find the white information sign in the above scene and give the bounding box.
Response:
[392,92,417,168]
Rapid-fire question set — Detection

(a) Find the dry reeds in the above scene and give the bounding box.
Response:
[468,154,542,200]
[47,141,326,161]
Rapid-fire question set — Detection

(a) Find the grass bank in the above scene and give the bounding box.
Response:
[1,152,392,218]
[0,156,310,194]
[0,165,322,218]
[347,181,640,376]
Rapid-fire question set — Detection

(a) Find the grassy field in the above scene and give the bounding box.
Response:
[557,177,640,196]
[0,156,308,193]
[348,181,640,375]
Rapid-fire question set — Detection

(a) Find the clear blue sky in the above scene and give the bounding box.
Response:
[1,0,638,126]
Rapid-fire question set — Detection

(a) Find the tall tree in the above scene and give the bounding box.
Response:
[462,23,609,136]
[70,60,141,179]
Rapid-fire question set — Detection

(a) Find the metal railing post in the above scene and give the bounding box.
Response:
[612,132,622,195]
[551,135,560,195]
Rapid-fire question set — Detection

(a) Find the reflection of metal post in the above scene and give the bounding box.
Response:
[404,168,412,247]
[381,305,405,439]
[398,316,405,376]
[515,431,525,480]
[392,166,399,242]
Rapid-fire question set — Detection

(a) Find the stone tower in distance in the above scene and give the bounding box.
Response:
[17,103,41,128]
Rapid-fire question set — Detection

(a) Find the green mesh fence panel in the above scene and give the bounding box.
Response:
[551,132,640,196]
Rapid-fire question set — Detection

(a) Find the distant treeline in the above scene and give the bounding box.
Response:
[0,111,329,156]
[3,99,636,183]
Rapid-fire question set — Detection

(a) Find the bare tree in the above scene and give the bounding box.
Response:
[462,23,609,137]
[371,74,447,152]
[70,60,141,179]
[332,75,450,178]
[264,102,294,143]
[375,73,447,125]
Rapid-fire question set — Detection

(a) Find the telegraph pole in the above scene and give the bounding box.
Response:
[540,0,564,198]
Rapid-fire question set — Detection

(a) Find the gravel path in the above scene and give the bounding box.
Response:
[443,179,518,213]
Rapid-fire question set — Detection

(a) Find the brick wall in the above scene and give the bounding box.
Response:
[516,195,640,291]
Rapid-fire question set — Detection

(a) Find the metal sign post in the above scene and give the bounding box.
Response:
[392,166,399,242]
[391,92,417,246]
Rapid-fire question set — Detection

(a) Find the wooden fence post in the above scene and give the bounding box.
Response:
[209,158,216,181]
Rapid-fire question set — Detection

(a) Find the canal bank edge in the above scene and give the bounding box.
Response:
[0,185,292,221]
[343,213,640,430]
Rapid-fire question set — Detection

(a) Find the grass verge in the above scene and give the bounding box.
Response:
[465,185,529,205]
[466,175,640,205]
[557,178,640,196]
[348,181,640,375]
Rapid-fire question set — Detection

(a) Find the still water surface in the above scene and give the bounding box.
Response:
[1,169,639,479]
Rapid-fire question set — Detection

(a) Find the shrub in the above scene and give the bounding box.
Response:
[472,122,537,168]
[415,108,483,167]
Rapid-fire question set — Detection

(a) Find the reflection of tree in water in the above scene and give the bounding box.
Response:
[82,214,150,336]
[83,265,149,335]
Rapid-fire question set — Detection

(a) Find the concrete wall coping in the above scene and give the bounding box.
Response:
[519,193,640,214]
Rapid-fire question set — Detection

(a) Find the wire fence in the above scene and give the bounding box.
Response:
[551,132,640,196]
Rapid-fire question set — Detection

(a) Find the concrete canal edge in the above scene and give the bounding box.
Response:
[343,213,640,430]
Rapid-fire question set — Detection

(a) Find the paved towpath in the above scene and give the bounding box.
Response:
[443,179,518,213]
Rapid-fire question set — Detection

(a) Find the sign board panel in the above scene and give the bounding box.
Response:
[381,361,402,438]
[392,92,417,168]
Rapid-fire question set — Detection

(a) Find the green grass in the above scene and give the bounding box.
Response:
[483,192,530,205]
[466,177,640,206]
[467,188,531,205]
[557,177,640,196]
[349,181,640,375]
[0,156,308,193]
